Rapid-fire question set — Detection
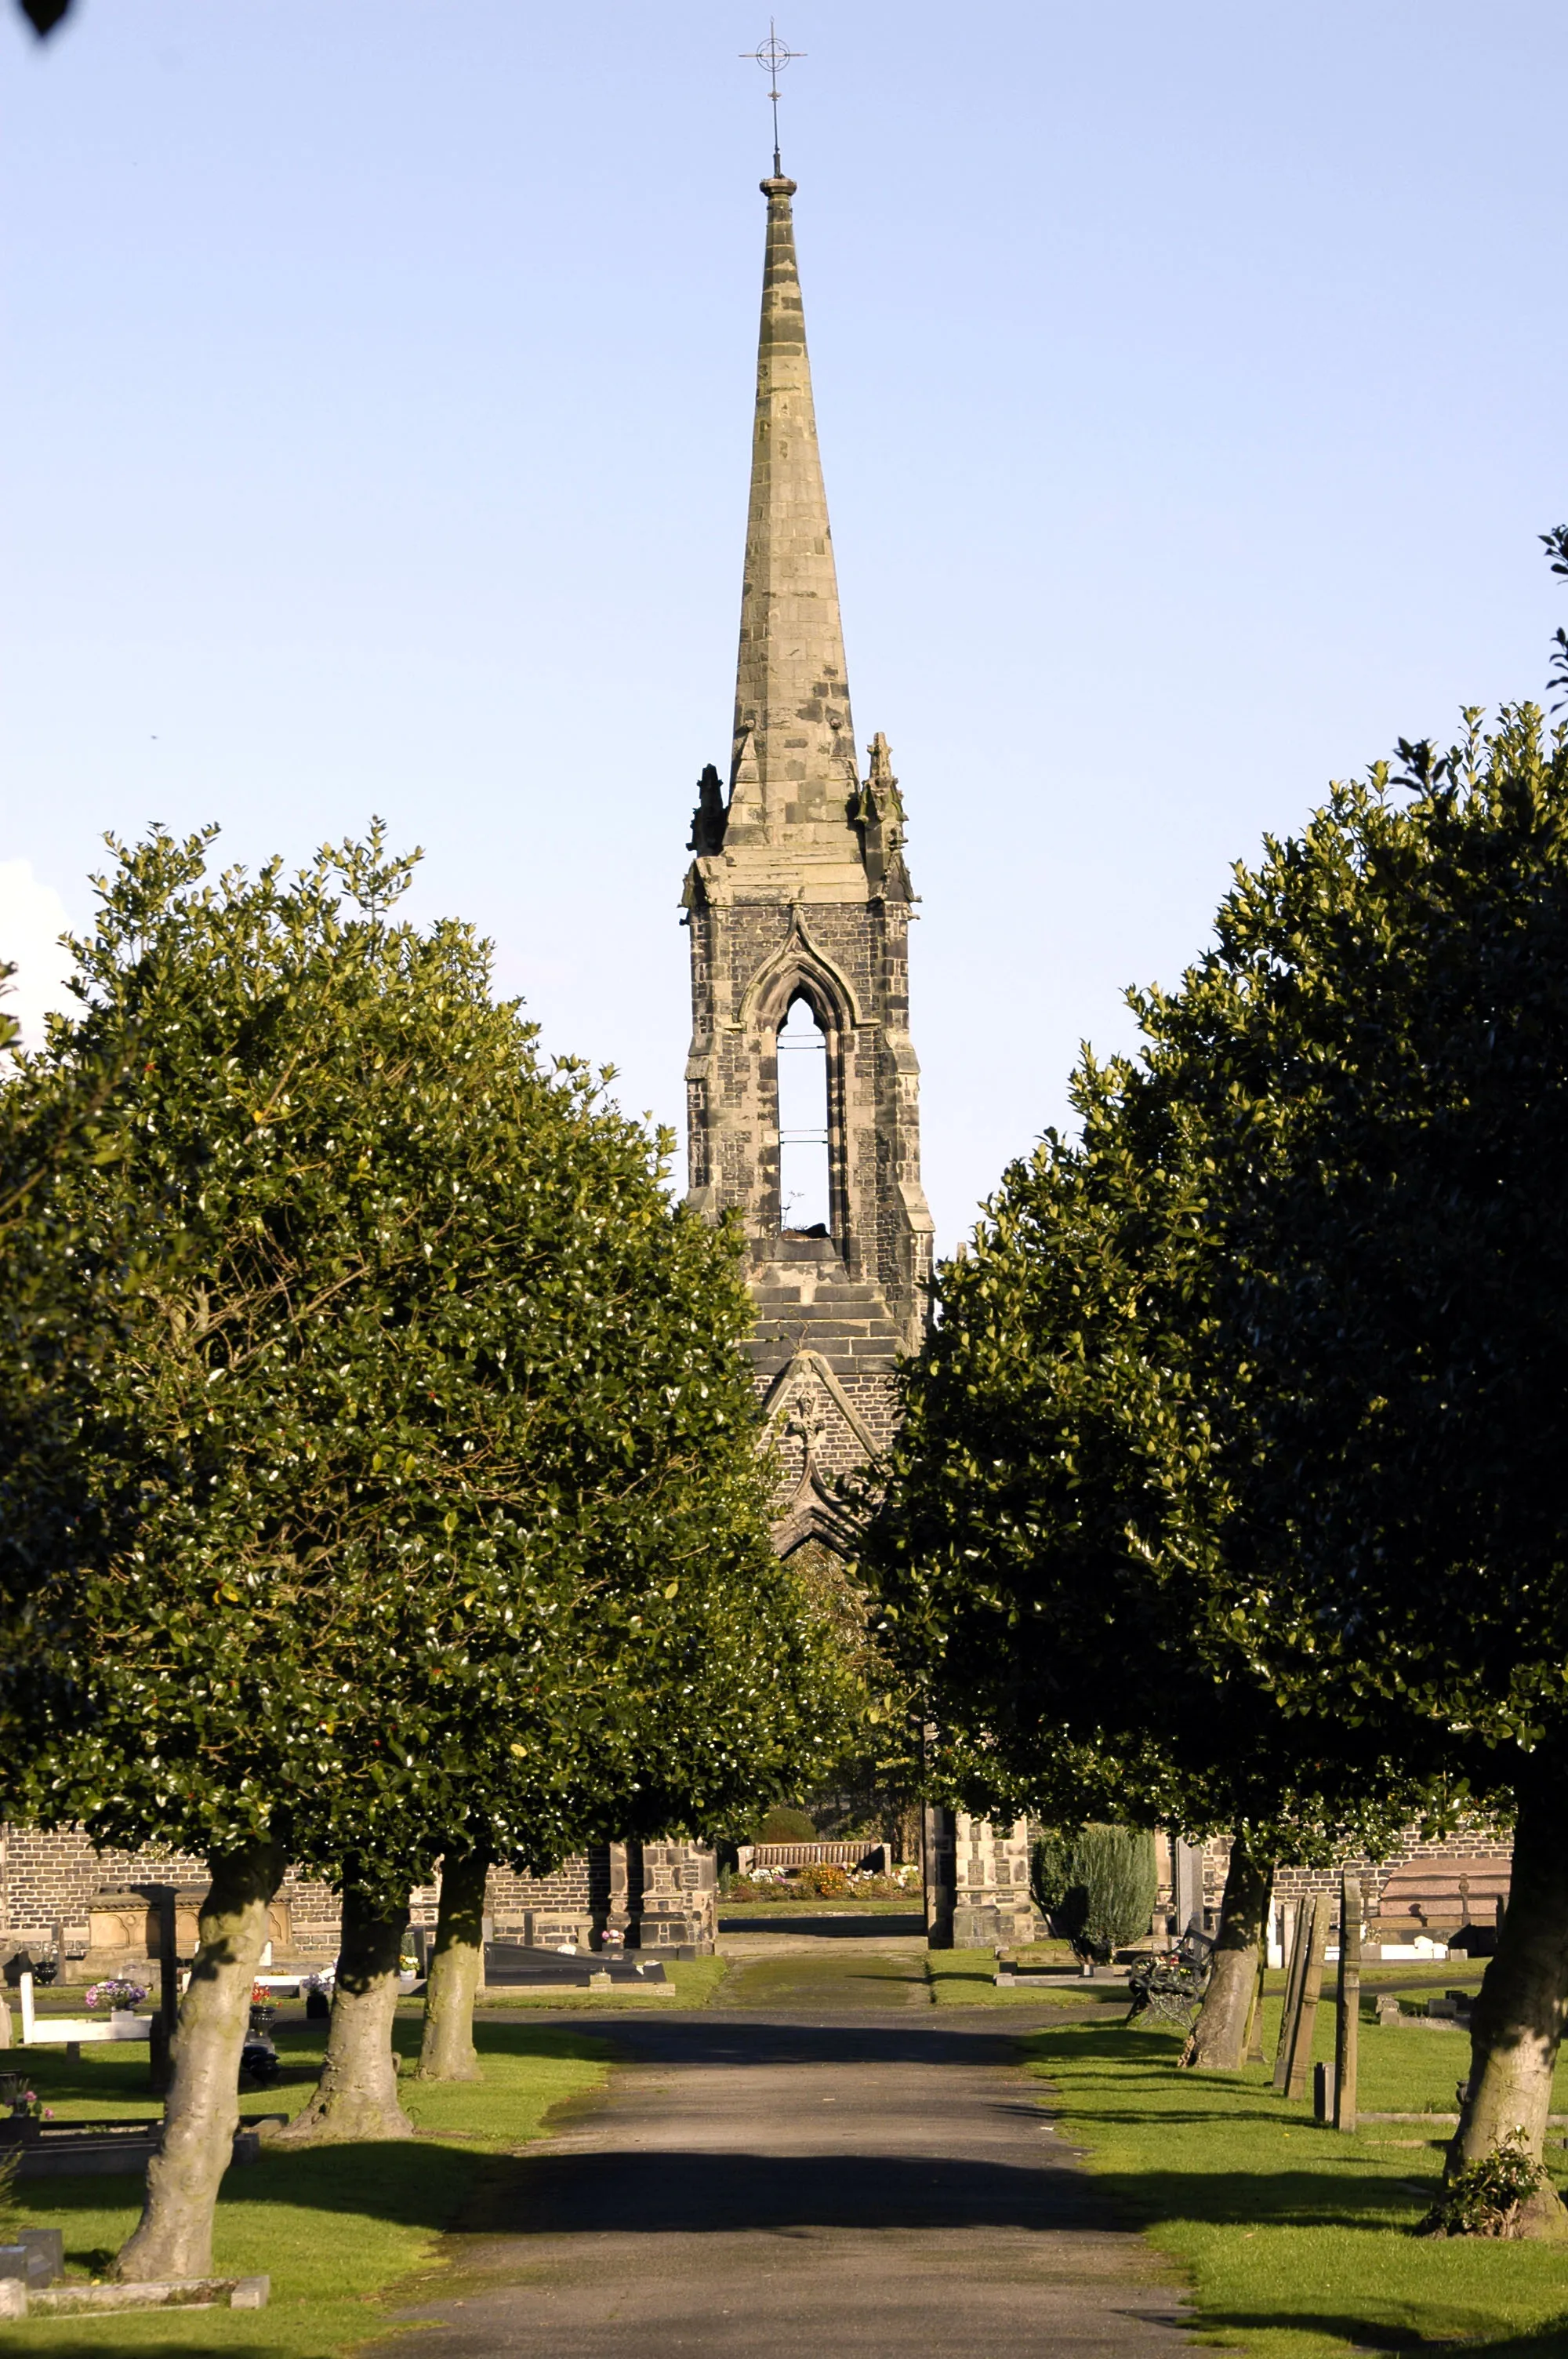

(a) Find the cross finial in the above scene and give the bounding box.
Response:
[742,20,804,179]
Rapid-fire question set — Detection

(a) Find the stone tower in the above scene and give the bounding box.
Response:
[683,171,935,1551]
[682,172,1034,1952]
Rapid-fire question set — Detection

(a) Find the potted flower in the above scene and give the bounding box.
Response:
[247,1982,278,2037]
[84,1977,147,2022]
[0,2081,54,2146]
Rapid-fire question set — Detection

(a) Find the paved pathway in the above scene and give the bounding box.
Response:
[374,1950,1192,2358]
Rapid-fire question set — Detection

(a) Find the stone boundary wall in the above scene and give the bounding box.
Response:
[2,1826,600,1965]
[1156,1824,1512,1928]
[0,1826,346,1956]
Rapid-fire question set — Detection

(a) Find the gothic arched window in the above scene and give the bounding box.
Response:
[775,994,830,1234]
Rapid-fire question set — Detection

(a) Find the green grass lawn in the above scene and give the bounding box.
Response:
[2,2017,612,2357]
[1025,1999,1568,2359]
[925,1948,1129,2008]
[462,1955,728,2011]
[715,1947,928,2009]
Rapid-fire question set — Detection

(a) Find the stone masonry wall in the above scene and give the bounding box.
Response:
[2,1824,600,1964]
[0,1825,347,1960]
[1156,1823,1512,1929]
[686,892,928,1355]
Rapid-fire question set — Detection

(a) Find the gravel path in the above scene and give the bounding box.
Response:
[372,1969,1192,2358]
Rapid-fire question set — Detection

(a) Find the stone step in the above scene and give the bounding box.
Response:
[750,1323,902,1348]
[750,1296,900,1323]
[749,1284,890,1309]
[746,1336,902,1370]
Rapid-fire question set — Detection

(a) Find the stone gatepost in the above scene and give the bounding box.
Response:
[925,1810,1036,1949]
[592,1841,637,1954]
[923,1805,956,1946]
[629,1841,717,1956]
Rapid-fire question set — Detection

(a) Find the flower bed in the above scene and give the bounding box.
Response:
[722,1865,922,1904]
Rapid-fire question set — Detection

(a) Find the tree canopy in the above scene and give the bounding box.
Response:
[1141,688,1568,2193]
[866,545,1568,2121]
[0,823,849,2272]
[2,823,843,1873]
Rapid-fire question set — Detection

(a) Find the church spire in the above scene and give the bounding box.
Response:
[726,174,858,849]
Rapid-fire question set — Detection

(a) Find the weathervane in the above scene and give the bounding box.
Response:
[742,20,804,178]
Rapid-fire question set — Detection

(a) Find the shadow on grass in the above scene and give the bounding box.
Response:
[17,2143,1105,2244]
[389,2020,612,2064]
[27,2022,616,2260]
[1087,2163,1422,2234]
[37,2143,1398,2246]
[1019,2020,1442,2237]
[1022,2020,1197,2067]
[29,2142,491,2235]
[1203,2314,1568,2357]
[720,1965,920,1989]
[1,2348,305,2359]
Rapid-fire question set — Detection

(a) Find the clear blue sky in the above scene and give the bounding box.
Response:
[3,2,1563,1252]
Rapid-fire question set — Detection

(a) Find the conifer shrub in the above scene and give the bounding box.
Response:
[1033,1824,1157,1957]
[1030,1830,1076,1924]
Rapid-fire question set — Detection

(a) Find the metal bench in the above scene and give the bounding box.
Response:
[1124,1932,1212,2032]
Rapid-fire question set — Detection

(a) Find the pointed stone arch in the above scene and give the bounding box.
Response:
[738,907,864,1039]
[760,1349,878,1556]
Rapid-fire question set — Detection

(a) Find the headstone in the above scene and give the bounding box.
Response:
[1245,1943,1269,2064]
[1272,1898,1311,2090]
[923,1805,956,1947]
[1333,1873,1361,2132]
[16,2232,61,2287]
[1285,1892,1331,2101]
[1172,1841,1206,1939]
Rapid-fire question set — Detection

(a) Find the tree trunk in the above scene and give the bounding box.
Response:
[273,1880,413,2145]
[1186,1832,1275,2070]
[416,1845,488,2082]
[112,1839,285,2283]
[1450,1768,1568,2237]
